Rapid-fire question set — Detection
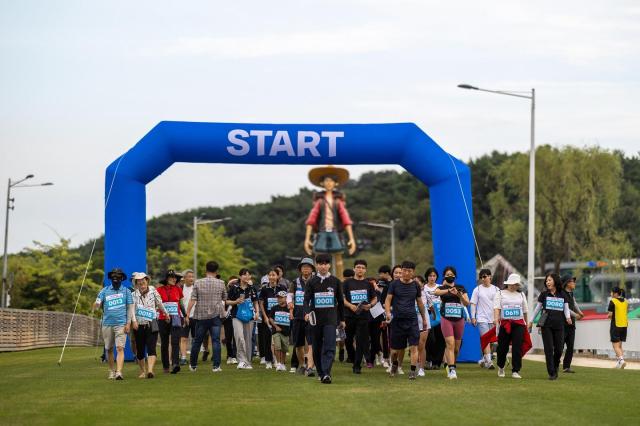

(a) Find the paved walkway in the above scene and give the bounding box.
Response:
[525,354,640,370]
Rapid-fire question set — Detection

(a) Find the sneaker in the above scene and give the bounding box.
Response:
[498,367,505,378]
[549,374,558,380]
[296,367,306,375]
[138,371,147,379]
[390,364,398,377]
[108,370,116,380]
[352,367,362,374]
[487,362,496,370]
[163,368,170,374]
[189,366,197,372]
[170,365,181,374]
[375,355,382,366]
[243,363,253,370]
[260,357,266,365]
[321,375,332,384]
[147,372,155,379]
[231,358,238,364]
[417,368,425,377]
[563,368,575,373]
[237,362,246,369]
[306,368,316,377]
[180,357,188,366]
[212,366,222,372]
[448,369,457,380]
[366,362,374,369]
[620,360,627,369]
[398,367,405,375]
[265,362,273,370]
[202,351,210,362]
[227,358,234,365]
[279,364,288,372]
[382,360,390,369]
[512,372,522,379]
[290,367,297,373]
[115,372,124,380]
[478,359,486,368]
[408,370,417,380]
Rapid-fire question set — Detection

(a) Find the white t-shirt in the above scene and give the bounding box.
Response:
[470,284,498,323]
[424,283,440,304]
[182,285,196,317]
[493,290,528,321]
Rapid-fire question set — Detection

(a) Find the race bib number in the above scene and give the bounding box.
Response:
[545,297,564,311]
[295,290,304,306]
[314,292,334,309]
[444,302,463,319]
[501,304,522,320]
[415,302,420,314]
[350,289,368,304]
[274,311,290,326]
[267,297,278,310]
[105,293,124,311]
[164,302,179,315]
[136,305,156,321]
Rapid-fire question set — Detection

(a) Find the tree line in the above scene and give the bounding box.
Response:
[6,146,640,314]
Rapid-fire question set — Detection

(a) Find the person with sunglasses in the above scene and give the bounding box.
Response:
[470,268,498,369]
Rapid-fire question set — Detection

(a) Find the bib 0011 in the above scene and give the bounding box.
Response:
[164,302,179,315]
[274,311,290,326]
[314,292,335,309]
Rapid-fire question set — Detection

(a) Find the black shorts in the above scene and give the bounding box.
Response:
[390,317,420,350]
[181,319,197,338]
[610,326,627,343]
[291,319,312,347]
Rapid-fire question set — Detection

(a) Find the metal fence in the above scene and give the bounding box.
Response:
[0,308,101,351]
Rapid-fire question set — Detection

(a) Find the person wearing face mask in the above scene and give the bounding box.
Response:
[433,266,470,380]
[528,273,573,380]
[94,268,136,380]
[157,269,186,374]
[131,272,169,379]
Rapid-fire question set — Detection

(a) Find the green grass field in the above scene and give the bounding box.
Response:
[0,347,637,425]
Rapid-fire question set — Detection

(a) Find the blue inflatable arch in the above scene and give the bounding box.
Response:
[105,121,479,361]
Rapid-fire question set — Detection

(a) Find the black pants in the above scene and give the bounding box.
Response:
[345,321,355,362]
[312,324,336,378]
[223,317,236,358]
[159,321,181,369]
[346,318,370,369]
[367,320,382,363]
[496,323,525,372]
[381,325,390,358]
[541,326,564,376]
[563,325,576,369]
[258,321,273,362]
[426,324,445,366]
[134,325,158,360]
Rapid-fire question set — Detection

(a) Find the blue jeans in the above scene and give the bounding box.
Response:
[312,324,337,378]
[190,316,222,368]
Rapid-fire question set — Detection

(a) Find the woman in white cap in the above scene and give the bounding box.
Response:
[493,273,528,379]
[131,272,169,378]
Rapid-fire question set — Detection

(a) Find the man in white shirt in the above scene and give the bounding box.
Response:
[470,268,498,369]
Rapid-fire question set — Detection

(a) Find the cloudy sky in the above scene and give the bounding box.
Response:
[1,0,639,253]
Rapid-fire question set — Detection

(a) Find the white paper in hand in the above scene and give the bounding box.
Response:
[369,302,384,319]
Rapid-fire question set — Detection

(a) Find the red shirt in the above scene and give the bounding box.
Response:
[157,284,184,320]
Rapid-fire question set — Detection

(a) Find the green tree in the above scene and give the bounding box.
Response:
[489,145,632,274]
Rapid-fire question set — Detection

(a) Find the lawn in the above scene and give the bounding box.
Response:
[0,347,637,425]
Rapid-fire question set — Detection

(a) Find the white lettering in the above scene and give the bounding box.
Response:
[322,131,343,157]
[249,130,273,156]
[227,129,250,156]
[269,130,295,156]
[297,131,321,157]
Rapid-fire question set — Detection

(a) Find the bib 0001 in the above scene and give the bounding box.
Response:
[315,292,334,308]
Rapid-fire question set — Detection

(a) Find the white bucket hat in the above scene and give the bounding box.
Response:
[503,273,522,287]
[131,272,150,282]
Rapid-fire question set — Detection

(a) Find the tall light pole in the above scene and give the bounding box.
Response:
[192,216,231,278]
[2,175,54,308]
[458,83,536,310]
[360,219,399,267]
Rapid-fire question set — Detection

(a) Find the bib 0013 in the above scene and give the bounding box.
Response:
[350,289,368,304]
[501,304,522,320]
[315,292,335,309]
[105,293,124,311]
[136,305,156,321]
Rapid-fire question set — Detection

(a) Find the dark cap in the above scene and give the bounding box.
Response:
[562,275,576,287]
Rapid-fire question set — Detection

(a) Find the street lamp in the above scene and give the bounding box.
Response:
[2,175,54,308]
[458,83,536,310]
[192,216,231,278]
[359,219,399,267]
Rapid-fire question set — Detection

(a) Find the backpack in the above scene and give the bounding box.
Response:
[237,299,254,323]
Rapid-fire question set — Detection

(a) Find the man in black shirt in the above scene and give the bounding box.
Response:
[376,265,392,368]
[343,259,378,374]
[303,253,345,384]
[384,260,427,380]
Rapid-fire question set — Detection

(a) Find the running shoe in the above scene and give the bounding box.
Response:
[227,358,234,365]
[212,366,222,372]
[107,370,116,380]
[189,366,197,372]
[389,364,398,377]
[296,367,306,375]
[486,362,496,370]
[408,370,417,380]
[321,375,332,384]
[366,362,374,369]
[375,355,382,366]
[306,368,316,377]
[180,357,188,365]
[478,359,486,368]
[417,368,425,377]
[237,362,246,369]
[398,367,405,375]
[243,363,253,370]
[498,367,505,378]
[620,360,627,369]
[448,369,457,380]
[115,372,124,380]
[260,357,266,365]
[138,371,147,379]
[512,372,522,379]
[147,372,155,379]
[265,362,273,370]
[170,365,181,374]
[231,358,238,364]
[562,368,575,373]
[382,359,390,369]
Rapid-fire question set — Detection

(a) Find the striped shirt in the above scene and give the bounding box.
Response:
[132,286,167,325]
[191,276,227,320]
